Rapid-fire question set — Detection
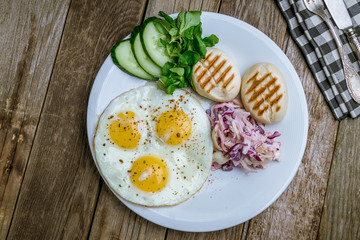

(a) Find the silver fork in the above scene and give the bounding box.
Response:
[303,0,360,104]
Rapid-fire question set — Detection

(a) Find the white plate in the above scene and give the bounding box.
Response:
[87,12,308,232]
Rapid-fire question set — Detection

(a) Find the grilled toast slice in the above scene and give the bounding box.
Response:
[191,48,241,102]
[240,63,288,124]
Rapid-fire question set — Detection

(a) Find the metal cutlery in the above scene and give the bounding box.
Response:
[324,0,360,63]
[303,0,360,104]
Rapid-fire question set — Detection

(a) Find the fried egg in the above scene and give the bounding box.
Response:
[93,84,213,206]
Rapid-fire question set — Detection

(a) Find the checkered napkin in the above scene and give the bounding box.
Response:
[277,0,360,119]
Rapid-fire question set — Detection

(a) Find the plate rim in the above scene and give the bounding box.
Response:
[86,11,309,232]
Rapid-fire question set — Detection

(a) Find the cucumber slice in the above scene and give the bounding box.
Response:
[140,17,173,67]
[111,40,154,80]
[130,26,161,78]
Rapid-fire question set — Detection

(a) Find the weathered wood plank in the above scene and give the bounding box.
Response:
[244,36,339,239]
[318,118,360,240]
[219,0,287,48]
[6,0,148,239]
[145,0,221,19]
[167,227,244,240]
[145,0,191,18]
[89,184,166,240]
[189,0,221,11]
[0,0,70,238]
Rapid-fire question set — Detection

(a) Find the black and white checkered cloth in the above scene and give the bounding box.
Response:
[277,0,360,120]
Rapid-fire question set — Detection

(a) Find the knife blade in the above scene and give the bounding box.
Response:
[325,0,360,62]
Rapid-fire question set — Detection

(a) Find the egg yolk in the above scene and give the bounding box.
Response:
[130,156,168,193]
[109,111,140,149]
[156,110,191,145]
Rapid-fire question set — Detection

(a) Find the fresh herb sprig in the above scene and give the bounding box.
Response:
[153,11,219,94]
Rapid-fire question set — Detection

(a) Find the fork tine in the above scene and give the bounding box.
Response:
[303,0,327,19]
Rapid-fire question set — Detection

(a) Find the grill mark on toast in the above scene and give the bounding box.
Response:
[248,88,265,103]
[194,65,201,74]
[265,77,277,88]
[258,105,269,116]
[200,76,213,88]
[222,73,234,89]
[207,84,216,93]
[245,72,271,95]
[207,54,220,69]
[245,71,283,116]
[270,94,283,106]
[265,85,280,101]
[196,53,220,86]
[196,69,207,82]
[247,77,277,103]
[205,51,213,61]
[195,50,238,93]
[251,98,264,110]
[216,65,232,84]
[200,59,226,88]
[212,59,226,77]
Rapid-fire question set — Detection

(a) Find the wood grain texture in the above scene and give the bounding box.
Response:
[244,36,339,240]
[89,185,166,240]
[145,0,220,19]
[189,0,221,11]
[318,118,360,240]
[219,0,287,47]
[6,0,148,239]
[167,226,244,240]
[0,0,70,238]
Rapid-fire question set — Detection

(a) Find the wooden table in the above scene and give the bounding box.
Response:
[1,0,359,239]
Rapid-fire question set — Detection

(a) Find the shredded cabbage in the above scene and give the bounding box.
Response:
[206,99,281,172]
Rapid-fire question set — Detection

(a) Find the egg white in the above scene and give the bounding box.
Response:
[94,84,213,206]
